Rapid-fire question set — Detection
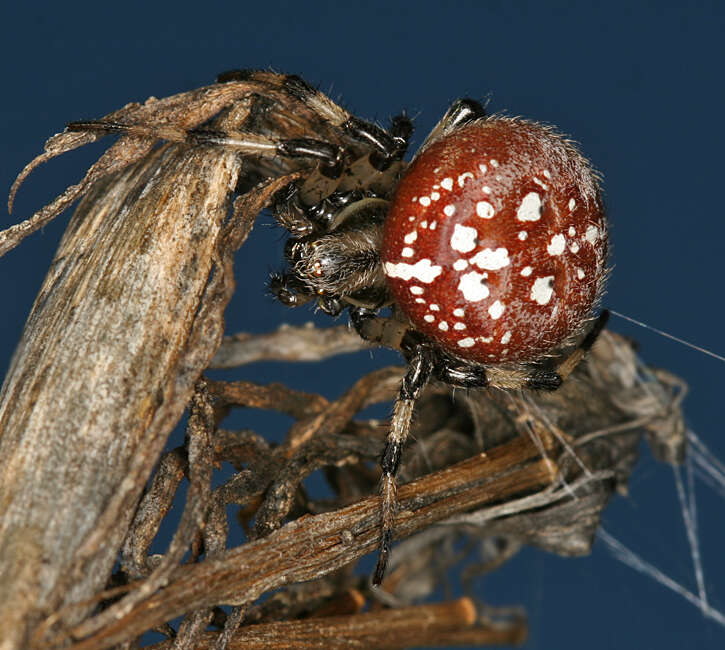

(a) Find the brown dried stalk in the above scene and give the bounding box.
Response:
[54,433,556,648]
[146,598,527,649]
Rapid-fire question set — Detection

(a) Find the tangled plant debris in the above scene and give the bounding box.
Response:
[40,324,685,649]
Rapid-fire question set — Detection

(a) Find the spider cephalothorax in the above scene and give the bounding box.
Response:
[13,69,609,586]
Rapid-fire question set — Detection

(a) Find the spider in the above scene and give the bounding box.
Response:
[16,69,609,586]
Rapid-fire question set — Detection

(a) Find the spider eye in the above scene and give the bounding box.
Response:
[381,118,607,363]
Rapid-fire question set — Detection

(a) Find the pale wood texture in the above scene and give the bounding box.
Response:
[0,143,240,646]
[0,129,301,647]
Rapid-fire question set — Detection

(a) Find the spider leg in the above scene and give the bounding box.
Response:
[390,113,414,154]
[431,349,489,388]
[419,97,487,151]
[217,70,352,129]
[270,183,317,237]
[219,70,414,192]
[352,309,609,585]
[219,69,412,164]
[556,309,610,380]
[65,121,348,179]
[349,307,409,350]
[485,310,611,391]
[374,343,434,586]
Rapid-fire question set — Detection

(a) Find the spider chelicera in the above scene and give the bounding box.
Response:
[49,69,610,585]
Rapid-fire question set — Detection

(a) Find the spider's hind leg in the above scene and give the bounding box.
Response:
[556,309,610,380]
[485,309,611,391]
[349,307,439,584]
[374,343,434,586]
[419,98,487,150]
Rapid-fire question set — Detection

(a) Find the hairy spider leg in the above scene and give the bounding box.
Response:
[65,120,349,176]
[217,70,414,168]
[374,345,435,586]
[67,71,414,209]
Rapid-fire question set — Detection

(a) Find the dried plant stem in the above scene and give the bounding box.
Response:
[146,598,526,649]
[54,433,556,649]
[211,323,371,368]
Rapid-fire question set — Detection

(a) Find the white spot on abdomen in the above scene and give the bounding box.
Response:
[450,224,478,253]
[469,247,510,270]
[547,234,566,256]
[516,192,542,221]
[530,276,555,305]
[457,271,490,302]
[384,258,443,283]
[457,172,474,187]
[488,300,505,319]
[458,337,475,348]
[443,204,456,217]
[404,231,418,244]
[476,201,495,219]
[441,177,454,191]
[585,225,600,243]
[401,247,414,257]
[453,258,468,271]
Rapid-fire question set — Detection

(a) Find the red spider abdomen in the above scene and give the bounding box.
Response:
[382,118,607,363]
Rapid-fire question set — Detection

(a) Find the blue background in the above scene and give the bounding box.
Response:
[2,2,724,648]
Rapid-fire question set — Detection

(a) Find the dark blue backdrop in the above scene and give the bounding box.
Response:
[2,2,724,648]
